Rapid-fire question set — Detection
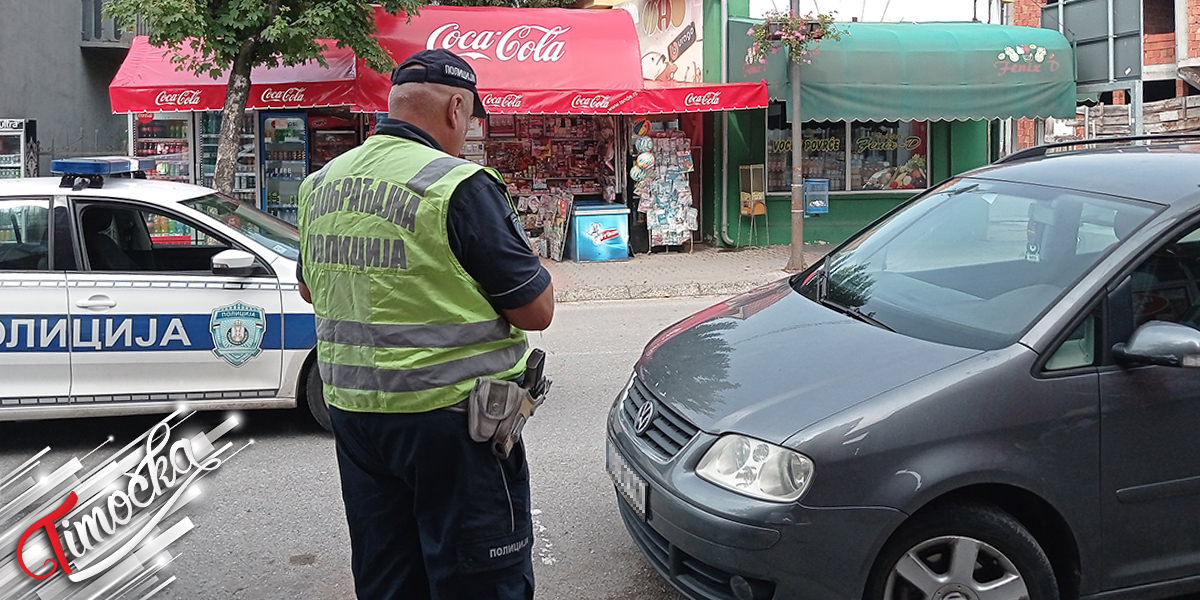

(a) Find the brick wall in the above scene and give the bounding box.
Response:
[1145,32,1177,64]
[1191,0,1200,62]
[1013,0,1047,148]
[1144,1,1176,64]
[1013,0,1045,27]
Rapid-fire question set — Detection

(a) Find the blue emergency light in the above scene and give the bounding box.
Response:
[51,156,156,190]
[51,156,156,175]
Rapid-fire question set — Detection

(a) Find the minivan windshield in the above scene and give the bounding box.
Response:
[183,194,299,260]
[798,178,1158,350]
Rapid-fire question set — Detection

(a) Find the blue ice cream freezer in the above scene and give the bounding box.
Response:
[565,201,630,262]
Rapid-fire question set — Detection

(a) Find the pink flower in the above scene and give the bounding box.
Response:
[812,49,819,54]
[748,28,755,36]
[759,58,767,64]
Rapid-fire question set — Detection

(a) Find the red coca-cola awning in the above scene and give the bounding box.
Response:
[110,36,359,113]
[356,6,766,115]
[628,80,768,114]
[109,8,767,116]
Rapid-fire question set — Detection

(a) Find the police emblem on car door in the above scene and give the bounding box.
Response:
[210,302,266,367]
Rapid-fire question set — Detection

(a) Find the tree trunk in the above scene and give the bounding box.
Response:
[214,43,257,197]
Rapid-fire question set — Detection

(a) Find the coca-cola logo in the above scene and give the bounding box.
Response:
[684,91,721,106]
[483,93,523,108]
[427,23,570,62]
[571,95,611,109]
[154,90,202,106]
[260,87,307,103]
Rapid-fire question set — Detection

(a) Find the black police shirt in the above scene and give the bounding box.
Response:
[297,117,551,311]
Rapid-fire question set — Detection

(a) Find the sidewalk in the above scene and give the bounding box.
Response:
[541,243,833,302]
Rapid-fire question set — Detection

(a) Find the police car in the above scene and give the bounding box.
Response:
[0,157,329,430]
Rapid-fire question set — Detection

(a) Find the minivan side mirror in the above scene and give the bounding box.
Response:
[211,248,260,277]
[1112,320,1200,368]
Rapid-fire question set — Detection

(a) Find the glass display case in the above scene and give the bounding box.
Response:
[132,114,192,183]
[260,113,308,224]
[197,112,258,203]
[309,113,360,171]
[0,119,36,179]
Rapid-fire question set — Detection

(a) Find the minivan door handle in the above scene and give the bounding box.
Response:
[75,295,116,310]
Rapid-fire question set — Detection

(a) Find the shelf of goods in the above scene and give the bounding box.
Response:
[138,149,190,182]
[197,113,257,199]
[0,153,21,179]
[135,118,191,183]
[199,136,258,194]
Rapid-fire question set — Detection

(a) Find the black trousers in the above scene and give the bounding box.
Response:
[329,405,535,600]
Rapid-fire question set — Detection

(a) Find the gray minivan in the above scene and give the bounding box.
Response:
[606,137,1200,600]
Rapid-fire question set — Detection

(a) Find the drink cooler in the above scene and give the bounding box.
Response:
[565,201,630,262]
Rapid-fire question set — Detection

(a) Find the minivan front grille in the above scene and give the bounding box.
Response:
[621,376,699,460]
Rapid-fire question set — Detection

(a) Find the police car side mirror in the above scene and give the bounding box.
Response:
[212,249,260,277]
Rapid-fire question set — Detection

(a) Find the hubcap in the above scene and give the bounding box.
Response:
[883,535,1029,600]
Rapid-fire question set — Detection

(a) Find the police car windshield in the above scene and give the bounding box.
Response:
[182,194,300,260]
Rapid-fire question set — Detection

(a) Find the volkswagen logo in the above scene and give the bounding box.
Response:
[634,401,656,435]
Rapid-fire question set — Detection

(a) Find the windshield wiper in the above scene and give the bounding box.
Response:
[819,296,894,332]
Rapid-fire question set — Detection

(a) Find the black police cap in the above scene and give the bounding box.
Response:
[391,49,487,119]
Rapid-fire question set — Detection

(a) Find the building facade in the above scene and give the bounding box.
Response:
[0,0,134,175]
[1018,0,1200,145]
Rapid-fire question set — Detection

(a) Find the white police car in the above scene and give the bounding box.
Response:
[0,157,328,429]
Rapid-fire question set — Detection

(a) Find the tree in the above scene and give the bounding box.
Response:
[105,0,424,196]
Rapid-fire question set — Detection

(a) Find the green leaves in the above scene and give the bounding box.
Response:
[105,0,423,77]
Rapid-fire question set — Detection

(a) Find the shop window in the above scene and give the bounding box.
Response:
[803,124,847,192]
[852,121,928,191]
[764,103,928,194]
[766,102,793,193]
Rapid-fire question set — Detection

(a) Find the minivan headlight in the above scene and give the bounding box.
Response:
[695,435,814,502]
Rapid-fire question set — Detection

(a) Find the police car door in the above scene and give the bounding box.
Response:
[0,195,70,406]
[66,200,283,406]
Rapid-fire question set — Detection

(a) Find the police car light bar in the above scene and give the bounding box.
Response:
[51,156,156,176]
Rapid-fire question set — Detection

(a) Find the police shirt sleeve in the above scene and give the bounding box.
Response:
[447,172,551,310]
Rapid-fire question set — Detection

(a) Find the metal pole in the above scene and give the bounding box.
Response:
[784,0,806,272]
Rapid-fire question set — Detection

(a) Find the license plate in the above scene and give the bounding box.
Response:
[606,439,648,518]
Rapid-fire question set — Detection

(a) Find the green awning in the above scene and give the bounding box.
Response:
[729,20,1077,122]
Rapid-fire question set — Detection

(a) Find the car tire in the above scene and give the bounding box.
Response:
[304,365,333,433]
[864,503,1059,600]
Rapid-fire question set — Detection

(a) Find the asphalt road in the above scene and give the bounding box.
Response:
[0,296,714,600]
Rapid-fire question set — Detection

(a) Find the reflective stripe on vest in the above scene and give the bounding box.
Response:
[318,342,528,393]
[315,316,512,348]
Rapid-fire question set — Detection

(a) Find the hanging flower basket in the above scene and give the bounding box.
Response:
[746,10,844,65]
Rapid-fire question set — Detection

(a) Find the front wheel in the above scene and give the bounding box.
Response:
[304,365,332,433]
[864,503,1059,600]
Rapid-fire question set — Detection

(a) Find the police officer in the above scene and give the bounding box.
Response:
[297,48,554,600]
